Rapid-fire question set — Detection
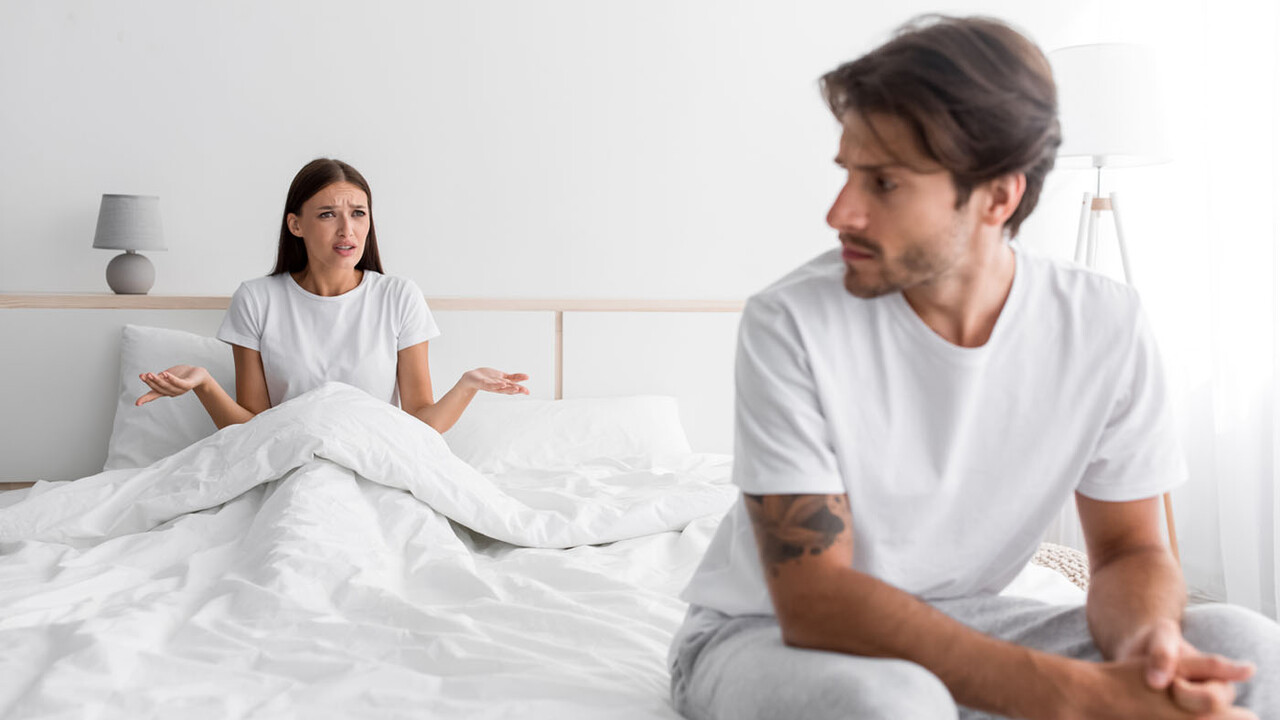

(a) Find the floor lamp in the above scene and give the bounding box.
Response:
[1048,43,1181,561]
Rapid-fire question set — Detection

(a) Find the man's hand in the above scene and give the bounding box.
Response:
[1113,619,1255,715]
[1060,658,1257,720]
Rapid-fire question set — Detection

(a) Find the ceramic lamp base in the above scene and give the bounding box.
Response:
[105,251,156,295]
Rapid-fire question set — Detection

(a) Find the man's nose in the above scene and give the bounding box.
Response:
[827,183,870,231]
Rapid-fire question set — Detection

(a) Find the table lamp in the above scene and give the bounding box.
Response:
[1047,43,1171,284]
[93,194,166,295]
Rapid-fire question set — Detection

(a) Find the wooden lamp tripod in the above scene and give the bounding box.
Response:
[1072,166,1179,562]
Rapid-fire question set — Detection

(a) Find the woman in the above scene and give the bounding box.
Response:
[137,158,528,432]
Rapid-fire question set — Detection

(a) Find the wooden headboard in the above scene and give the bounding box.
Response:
[0,294,744,483]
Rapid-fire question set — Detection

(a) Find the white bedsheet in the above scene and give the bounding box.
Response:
[0,382,1082,718]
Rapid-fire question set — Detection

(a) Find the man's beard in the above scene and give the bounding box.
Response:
[842,242,945,299]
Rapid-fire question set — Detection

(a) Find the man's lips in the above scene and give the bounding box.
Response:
[839,233,879,260]
[842,245,876,261]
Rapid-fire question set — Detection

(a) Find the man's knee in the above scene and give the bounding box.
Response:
[1182,602,1280,709]
[803,659,957,720]
[1183,602,1280,659]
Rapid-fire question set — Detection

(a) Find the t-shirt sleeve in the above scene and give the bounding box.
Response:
[1075,303,1188,501]
[732,295,844,496]
[216,282,263,351]
[397,279,441,351]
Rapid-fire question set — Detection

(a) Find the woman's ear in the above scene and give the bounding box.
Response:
[286,213,303,238]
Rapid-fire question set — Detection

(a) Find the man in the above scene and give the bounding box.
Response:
[670,15,1278,720]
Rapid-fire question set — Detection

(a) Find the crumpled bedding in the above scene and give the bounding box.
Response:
[0,383,738,718]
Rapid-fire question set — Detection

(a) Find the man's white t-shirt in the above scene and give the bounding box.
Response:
[216,271,440,407]
[681,244,1186,618]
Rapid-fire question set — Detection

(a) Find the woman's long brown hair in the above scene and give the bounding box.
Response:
[271,158,384,275]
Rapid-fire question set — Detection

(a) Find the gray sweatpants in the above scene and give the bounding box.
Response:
[669,596,1280,719]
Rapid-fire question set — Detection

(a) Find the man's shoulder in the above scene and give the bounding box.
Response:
[1018,245,1143,321]
[747,248,850,317]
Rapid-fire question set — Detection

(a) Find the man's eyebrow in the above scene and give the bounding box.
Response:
[833,159,907,171]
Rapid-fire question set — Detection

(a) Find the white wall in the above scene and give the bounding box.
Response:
[0,0,1112,303]
[9,0,1270,609]
[7,0,1205,472]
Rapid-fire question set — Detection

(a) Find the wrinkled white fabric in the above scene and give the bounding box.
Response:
[0,383,736,548]
[0,383,738,718]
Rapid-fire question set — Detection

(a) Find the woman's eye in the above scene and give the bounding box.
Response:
[875,177,898,193]
[353,210,366,217]
[318,211,334,219]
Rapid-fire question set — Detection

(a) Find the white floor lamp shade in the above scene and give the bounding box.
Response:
[93,194,166,295]
[1048,43,1180,559]
[1047,43,1173,284]
[1050,43,1171,169]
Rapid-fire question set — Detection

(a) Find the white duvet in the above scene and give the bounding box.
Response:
[0,382,1082,719]
[0,383,738,719]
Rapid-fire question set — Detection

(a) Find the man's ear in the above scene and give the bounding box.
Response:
[980,173,1027,229]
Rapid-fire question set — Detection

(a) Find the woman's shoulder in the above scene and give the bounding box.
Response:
[363,272,424,300]
[230,274,288,302]
[237,273,289,290]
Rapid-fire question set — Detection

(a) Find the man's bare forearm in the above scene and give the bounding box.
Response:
[1085,545,1185,658]
[777,566,1078,719]
[746,494,1077,719]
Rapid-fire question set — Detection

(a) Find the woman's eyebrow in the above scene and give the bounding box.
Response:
[315,204,368,211]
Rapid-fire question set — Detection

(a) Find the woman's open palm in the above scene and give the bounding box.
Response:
[463,368,530,395]
[136,365,210,406]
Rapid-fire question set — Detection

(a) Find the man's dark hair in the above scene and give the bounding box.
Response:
[271,158,385,276]
[821,15,1060,238]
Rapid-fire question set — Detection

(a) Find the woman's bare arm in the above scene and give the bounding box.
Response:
[137,344,270,429]
[396,341,527,434]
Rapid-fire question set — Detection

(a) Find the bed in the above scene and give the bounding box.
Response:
[0,298,1086,718]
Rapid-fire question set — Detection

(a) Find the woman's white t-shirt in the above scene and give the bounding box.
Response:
[680,244,1187,617]
[216,271,440,407]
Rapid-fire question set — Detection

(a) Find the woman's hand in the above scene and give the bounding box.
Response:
[135,365,212,406]
[461,368,530,395]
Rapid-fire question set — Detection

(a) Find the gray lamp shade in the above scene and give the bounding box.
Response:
[93,194,165,294]
[1048,43,1172,168]
[92,194,166,251]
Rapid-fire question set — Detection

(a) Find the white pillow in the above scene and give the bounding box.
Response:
[444,395,692,473]
[104,325,236,470]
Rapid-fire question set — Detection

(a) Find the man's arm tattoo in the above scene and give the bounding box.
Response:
[743,493,850,576]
